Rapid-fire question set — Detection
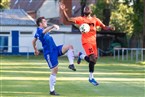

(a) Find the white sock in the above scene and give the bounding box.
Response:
[49,74,56,92]
[67,49,74,64]
[89,72,94,80]
[80,54,86,59]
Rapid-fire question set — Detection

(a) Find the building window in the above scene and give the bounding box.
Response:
[0,36,8,53]
[0,32,10,34]
[20,32,32,34]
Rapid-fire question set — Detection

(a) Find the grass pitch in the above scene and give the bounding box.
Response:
[0,55,145,97]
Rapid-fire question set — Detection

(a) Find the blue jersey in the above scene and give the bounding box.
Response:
[34,27,57,55]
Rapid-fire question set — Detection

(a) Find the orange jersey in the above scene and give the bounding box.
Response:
[72,16,105,45]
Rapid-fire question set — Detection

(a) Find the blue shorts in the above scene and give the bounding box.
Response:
[44,45,63,69]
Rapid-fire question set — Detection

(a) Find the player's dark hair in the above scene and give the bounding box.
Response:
[83,5,92,16]
[36,17,45,26]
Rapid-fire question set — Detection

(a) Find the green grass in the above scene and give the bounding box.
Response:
[0,55,145,97]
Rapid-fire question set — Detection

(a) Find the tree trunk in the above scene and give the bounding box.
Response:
[143,0,145,55]
[143,0,145,48]
[103,8,111,26]
[80,0,87,16]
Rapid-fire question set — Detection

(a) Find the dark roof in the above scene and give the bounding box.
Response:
[0,9,36,26]
[10,0,45,12]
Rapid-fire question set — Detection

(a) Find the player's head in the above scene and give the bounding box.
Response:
[36,17,47,28]
[83,6,92,16]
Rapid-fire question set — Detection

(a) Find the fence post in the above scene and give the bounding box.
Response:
[126,48,128,61]
[141,49,143,61]
[118,49,120,60]
[27,47,29,59]
[114,49,115,59]
[131,49,133,61]
[136,48,138,62]
[122,48,124,61]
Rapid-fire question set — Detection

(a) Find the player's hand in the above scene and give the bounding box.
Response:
[53,24,59,30]
[34,50,39,56]
[109,26,115,31]
[59,2,66,11]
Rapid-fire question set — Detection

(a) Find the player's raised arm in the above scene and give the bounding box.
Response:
[59,3,75,23]
[43,26,54,34]
[43,24,59,34]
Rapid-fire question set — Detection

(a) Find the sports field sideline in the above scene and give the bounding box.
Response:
[1,55,145,97]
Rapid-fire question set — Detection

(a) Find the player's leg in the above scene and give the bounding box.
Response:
[77,43,92,64]
[82,43,99,86]
[88,44,99,86]
[57,45,76,71]
[44,53,59,95]
[88,54,99,86]
[49,66,59,95]
[62,45,76,71]
[77,52,90,64]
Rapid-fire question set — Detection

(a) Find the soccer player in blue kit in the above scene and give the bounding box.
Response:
[32,17,76,95]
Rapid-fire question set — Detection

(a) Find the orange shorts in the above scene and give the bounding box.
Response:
[83,43,98,57]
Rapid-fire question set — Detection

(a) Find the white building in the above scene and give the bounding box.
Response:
[0,9,36,55]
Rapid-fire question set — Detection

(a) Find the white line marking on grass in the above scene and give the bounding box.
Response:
[1,77,145,81]
[1,70,143,75]
[2,62,46,65]
[2,91,45,94]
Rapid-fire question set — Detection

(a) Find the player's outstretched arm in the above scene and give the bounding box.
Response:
[100,23,115,31]
[43,25,54,34]
[103,26,115,31]
[96,18,115,31]
[32,38,39,56]
[59,3,75,23]
[43,25,59,34]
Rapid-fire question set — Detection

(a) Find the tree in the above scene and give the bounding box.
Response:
[110,3,134,36]
[91,0,105,20]
[0,0,10,9]
[92,0,134,34]
[126,0,143,48]
[80,0,87,16]
[143,0,145,49]
[92,0,144,48]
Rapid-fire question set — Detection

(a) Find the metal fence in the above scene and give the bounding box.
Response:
[114,48,145,62]
[0,46,30,59]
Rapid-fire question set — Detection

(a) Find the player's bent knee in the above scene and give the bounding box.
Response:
[89,54,97,64]
[51,66,58,75]
[68,45,73,49]
[62,45,73,54]
[64,45,73,49]
[90,59,96,64]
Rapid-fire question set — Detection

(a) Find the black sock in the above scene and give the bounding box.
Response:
[89,61,95,72]
[84,56,90,63]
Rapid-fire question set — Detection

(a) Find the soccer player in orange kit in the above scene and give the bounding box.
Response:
[60,3,115,86]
